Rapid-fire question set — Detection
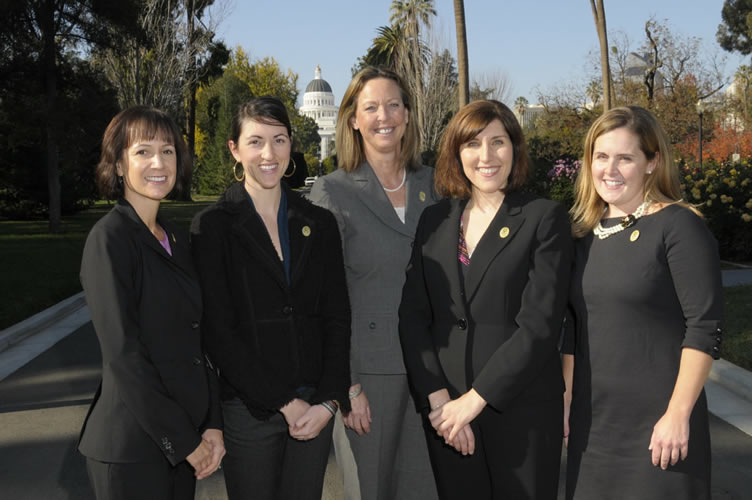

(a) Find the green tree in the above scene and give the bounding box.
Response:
[717,0,752,55]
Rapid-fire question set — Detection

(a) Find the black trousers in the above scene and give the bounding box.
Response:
[424,398,563,500]
[221,398,334,500]
[86,457,195,500]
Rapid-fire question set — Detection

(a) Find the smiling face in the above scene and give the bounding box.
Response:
[117,137,177,208]
[591,126,657,217]
[229,119,291,192]
[351,77,409,158]
[459,119,514,197]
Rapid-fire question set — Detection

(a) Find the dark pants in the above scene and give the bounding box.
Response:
[221,398,334,500]
[86,457,195,500]
[424,398,563,500]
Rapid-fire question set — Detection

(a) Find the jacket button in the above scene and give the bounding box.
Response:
[193,357,202,365]
[713,346,720,352]
[282,305,293,315]
[191,321,199,329]
[369,322,376,330]
[457,318,467,330]
[716,336,722,343]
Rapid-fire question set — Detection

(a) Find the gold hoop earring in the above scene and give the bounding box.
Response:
[232,162,245,182]
[283,158,297,178]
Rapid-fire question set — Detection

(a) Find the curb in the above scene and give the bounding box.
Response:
[709,358,752,404]
[0,292,86,354]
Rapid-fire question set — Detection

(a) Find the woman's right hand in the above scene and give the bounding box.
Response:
[186,439,214,476]
[280,398,311,429]
[343,384,372,435]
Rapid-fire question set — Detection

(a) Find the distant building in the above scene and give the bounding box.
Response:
[514,104,545,128]
[300,66,338,160]
[623,52,665,91]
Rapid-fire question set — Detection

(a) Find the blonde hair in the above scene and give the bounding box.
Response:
[571,106,699,237]
[335,66,421,172]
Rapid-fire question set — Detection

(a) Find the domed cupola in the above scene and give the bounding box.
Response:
[300,66,339,161]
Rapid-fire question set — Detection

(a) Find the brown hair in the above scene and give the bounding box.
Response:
[230,96,293,143]
[336,66,421,172]
[97,106,191,199]
[570,105,699,237]
[435,100,529,199]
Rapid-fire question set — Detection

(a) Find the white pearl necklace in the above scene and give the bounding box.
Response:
[382,168,406,193]
[593,200,651,240]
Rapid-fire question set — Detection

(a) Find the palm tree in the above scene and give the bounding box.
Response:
[389,0,436,142]
[367,25,406,70]
[453,0,469,106]
[590,0,613,110]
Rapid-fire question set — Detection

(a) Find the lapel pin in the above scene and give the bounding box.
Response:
[302,226,311,237]
[171,233,176,243]
[499,227,510,238]
[630,230,640,242]
[419,191,426,202]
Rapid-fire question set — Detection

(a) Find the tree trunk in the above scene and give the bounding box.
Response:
[182,0,196,201]
[590,0,613,110]
[453,0,469,107]
[39,0,62,233]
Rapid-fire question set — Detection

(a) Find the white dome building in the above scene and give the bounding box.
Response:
[300,66,338,160]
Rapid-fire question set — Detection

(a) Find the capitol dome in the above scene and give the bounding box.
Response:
[300,66,338,161]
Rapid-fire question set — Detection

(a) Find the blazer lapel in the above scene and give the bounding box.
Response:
[287,190,315,287]
[426,199,468,314]
[351,162,413,237]
[231,208,289,291]
[404,167,433,235]
[464,192,525,302]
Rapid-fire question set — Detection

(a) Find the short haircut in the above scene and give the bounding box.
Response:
[435,100,529,199]
[97,106,191,199]
[230,96,292,143]
[336,66,421,172]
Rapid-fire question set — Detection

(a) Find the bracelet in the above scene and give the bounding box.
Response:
[320,400,337,416]
[348,386,363,400]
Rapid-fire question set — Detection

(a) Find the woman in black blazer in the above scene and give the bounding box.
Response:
[190,97,351,500]
[399,100,572,499]
[79,107,224,500]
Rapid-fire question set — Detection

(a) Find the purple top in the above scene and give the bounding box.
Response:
[159,230,172,256]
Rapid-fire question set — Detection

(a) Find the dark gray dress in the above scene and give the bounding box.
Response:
[564,204,723,500]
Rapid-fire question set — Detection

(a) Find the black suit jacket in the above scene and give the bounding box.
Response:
[399,192,573,412]
[78,199,221,465]
[190,182,351,419]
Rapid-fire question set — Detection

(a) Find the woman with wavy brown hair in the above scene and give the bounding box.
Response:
[400,100,572,499]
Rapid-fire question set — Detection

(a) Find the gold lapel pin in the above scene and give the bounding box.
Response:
[499,227,510,238]
[630,230,640,242]
[419,191,426,202]
[302,226,311,237]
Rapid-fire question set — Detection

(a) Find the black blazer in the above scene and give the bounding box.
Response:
[399,192,573,412]
[78,199,221,466]
[190,182,351,419]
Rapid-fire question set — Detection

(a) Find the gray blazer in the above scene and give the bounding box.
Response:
[309,162,438,382]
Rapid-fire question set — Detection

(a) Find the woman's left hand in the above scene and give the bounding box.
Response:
[429,389,486,443]
[648,410,690,470]
[196,428,225,479]
[289,404,332,441]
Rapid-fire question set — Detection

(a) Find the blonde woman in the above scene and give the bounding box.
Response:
[310,67,438,500]
[563,106,722,499]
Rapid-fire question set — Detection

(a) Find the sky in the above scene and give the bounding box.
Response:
[216,0,747,106]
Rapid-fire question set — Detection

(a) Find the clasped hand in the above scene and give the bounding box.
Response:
[427,388,486,456]
[281,398,332,441]
[186,428,225,479]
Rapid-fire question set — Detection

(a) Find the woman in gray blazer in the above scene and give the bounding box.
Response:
[309,67,438,500]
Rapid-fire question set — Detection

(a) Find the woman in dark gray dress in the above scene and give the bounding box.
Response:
[563,106,722,499]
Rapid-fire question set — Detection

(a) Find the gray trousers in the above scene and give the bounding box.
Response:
[221,398,333,500]
[334,373,438,500]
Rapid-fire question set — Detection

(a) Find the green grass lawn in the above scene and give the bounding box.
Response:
[722,285,752,371]
[0,198,214,330]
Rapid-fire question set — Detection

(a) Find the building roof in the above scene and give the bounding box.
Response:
[305,79,333,93]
